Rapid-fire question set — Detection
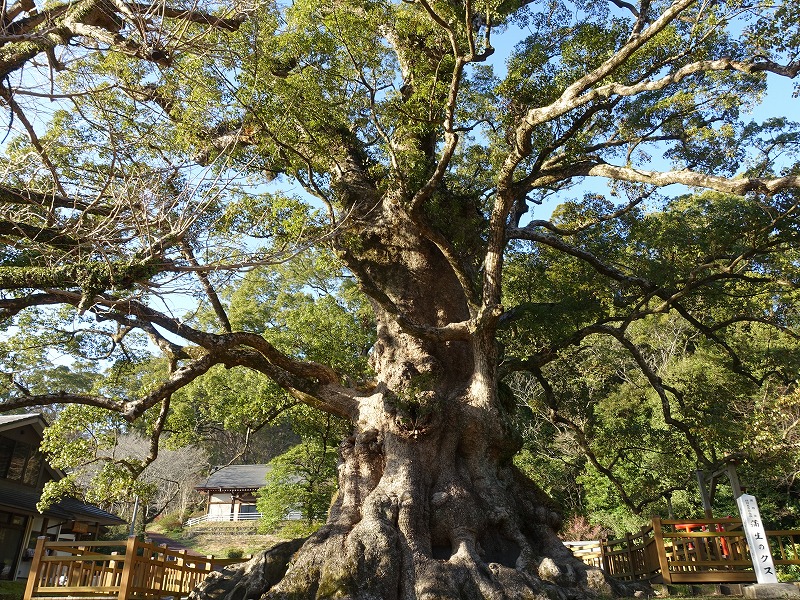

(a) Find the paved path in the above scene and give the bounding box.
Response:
[144,531,205,556]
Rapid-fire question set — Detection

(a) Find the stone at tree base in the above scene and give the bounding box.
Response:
[743,583,800,599]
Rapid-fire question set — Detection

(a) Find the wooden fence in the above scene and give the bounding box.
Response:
[575,518,800,585]
[24,519,800,597]
[23,536,249,600]
[562,541,603,570]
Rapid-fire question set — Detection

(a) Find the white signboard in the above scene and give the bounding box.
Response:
[736,493,778,584]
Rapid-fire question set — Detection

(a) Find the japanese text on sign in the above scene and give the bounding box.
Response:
[736,494,778,584]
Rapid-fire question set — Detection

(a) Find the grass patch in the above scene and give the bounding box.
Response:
[0,580,25,600]
[147,521,282,557]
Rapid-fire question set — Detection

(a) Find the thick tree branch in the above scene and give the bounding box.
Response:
[1,0,244,79]
[0,219,81,250]
[504,0,695,165]
[87,294,346,387]
[0,186,112,216]
[518,57,800,140]
[127,3,244,30]
[0,256,168,292]
[0,293,64,321]
[524,193,650,236]
[569,161,800,196]
[0,285,359,418]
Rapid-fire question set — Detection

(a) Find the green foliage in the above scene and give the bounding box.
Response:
[154,512,185,534]
[38,404,165,512]
[505,188,800,530]
[224,547,245,559]
[2,0,800,557]
[20,247,373,506]
[272,520,324,540]
[226,252,374,380]
[257,410,343,532]
[165,363,295,455]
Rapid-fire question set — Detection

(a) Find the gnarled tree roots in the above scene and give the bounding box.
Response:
[192,397,634,600]
[191,484,627,600]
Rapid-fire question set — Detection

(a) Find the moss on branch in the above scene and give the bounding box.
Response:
[0,257,163,292]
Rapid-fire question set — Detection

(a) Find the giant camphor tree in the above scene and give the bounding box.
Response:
[2,0,800,596]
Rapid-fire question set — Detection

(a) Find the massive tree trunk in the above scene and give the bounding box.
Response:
[263,414,613,600]
[5,0,800,595]
[192,203,622,600]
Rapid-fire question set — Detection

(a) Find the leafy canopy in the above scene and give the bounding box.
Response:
[1,0,799,525]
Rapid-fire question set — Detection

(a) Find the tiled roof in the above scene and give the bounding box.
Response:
[0,482,125,525]
[0,413,46,433]
[0,413,38,425]
[196,464,271,491]
[57,497,126,524]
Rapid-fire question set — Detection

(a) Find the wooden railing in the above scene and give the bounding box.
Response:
[184,510,301,527]
[23,536,249,600]
[562,541,602,570]
[578,518,800,585]
[599,528,663,582]
[184,512,263,527]
[651,518,754,583]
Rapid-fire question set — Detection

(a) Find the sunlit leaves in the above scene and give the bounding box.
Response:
[256,407,343,531]
[226,251,374,379]
[166,364,291,449]
[215,191,325,242]
[744,1,800,65]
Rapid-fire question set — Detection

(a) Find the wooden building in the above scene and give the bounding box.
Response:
[194,464,271,522]
[0,414,125,581]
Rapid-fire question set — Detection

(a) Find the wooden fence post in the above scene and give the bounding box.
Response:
[153,543,168,594]
[117,536,139,600]
[652,518,672,584]
[600,538,611,574]
[639,525,650,579]
[625,533,635,579]
[23,536,47,600]
[176,549,187,594]
[107,551,119,588]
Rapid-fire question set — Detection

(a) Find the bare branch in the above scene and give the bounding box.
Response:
[573,161,800,196]
[128,3,244,30]
[507,224,655,290]
[0,87,67,196]
[180,240,232,333]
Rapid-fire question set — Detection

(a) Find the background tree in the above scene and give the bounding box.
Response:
[37,405,209,526]
[257,408,345,534]
[1,0,800,597]
[504,191,800,535]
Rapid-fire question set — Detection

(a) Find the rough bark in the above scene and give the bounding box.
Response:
[190,407,622,600]
[192,539,307,600]
[191,204,628,600]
